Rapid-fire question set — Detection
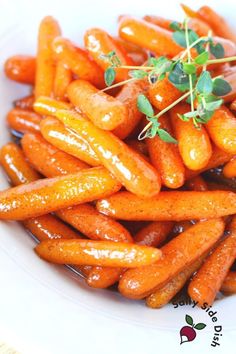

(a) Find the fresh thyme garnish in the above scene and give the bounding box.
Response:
[101,15,235,142]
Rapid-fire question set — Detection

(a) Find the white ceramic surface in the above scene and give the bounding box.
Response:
[0,0,235,353]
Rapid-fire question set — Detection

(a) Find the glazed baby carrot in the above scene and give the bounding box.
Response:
[52,37,104,89]
[114,37,148,66]
[21,133,88,176]
[113,78,148,139]
[40,116,100,166]
[4,55,36,84]
[67,80,129,131]
[171,103,212,170]
[128,140,148,156]
[206,106,236,154]
[221,271,236,294]
[7,109,41,134]
[96,190,236,221]
[118,16,183,57]
[87,267,124,288]
[84,28,134,82]
[53,61,72,101]
[56,109,161,197]
[185,176,208,191]
[188,216,236,306]
[35,239,162,267]
[146,114,185,188]
[0,167,121,220]
[119,219,224,299]
[14,95,34,110]
[170,220,195,238]
[33,96,72,115]
[35,16,61,98]
[223,158,236,178]
[134,221,173,247]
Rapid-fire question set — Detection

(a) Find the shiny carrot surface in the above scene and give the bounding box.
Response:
[223,157,236,178]
[14,95,35,110]
[4,55,36,84]
[134,221,173,247]
[53,60,72,101]
[34,96,72,115]
[7,109,41,134]
[221,271,236,294]
[87,267,124,288]
[185,175,208,191]
[114,37,148,66]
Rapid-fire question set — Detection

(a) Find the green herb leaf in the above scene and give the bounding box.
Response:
[194,323,206,330]
[210,43,225,59]
[185,315,194,326]
[104,67,116,86]
[183,63,197,74]
[170,21,181,31]
[172,29,199,48]
[212,78,232,96]
[129,70,148,79]
[157,129,178,143]
[169,62,196,91]
[159,73,166,81]
[196,71,213,94]
[204,95,223,110]
[194,51,209,65]
[137,94,154,117]
[178,113,191,121]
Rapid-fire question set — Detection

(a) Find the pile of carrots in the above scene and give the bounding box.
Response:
[1,4,236,308]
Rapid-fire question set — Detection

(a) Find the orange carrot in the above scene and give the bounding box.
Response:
[4,55,36,84]
[128,140,148,156]
[185,176,208,191]
[134,221,173,247]
[96,190,236,221]
[67,80,129,131]
[52,37,104,88]
[119,219,224,299]
[188,216,236,306]
[84,28,134,82]
[33,96,72,115]
[7,109,41,134]
[35,16,61,98]
[171,103,212,170]
[146,114,185,188]
[223,157,236,178]
[53,61,72,101]
[56,109,161,197]
[87,267,124,288]
[221,271,236,294]
[114,37,148,66]
[14,95,34,110]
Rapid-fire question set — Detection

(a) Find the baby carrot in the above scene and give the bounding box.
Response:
[56,109,161,197]
[4,55,36,84]
[14,95,34,110]
[223,158,236,178]
[40,116,100,166]
[35,16,61,98]
[188,216,236,306]
[146,114,185,188]
[21,132,88,176]
[0,167,121,220]
[171,103,212,170]
[87,267,124,288]
[221,271,236,294]
[67,80,129,131]
[7,109,41,134]
[52,37,104,89]
[35,239,162,267]
[33,96,72,116]
[113,79,148,139]
[119,219,224,299]
[84,28,134,82]
[96,190,236,221]
[128,140,148,156]
[185,176,208,191]
[143,15,174,31]
[118,16,183,57]
[206,106,236,154]
[114,37,148,66]
[134,221,173,247]
[53,61,72,101]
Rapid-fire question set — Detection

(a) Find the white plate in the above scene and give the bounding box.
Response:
[0,0,235,353]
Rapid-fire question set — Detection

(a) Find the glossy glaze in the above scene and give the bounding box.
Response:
[53,60,72,100]
[7,109,41,134]
[4,55,36,84]
[134,221,173,247]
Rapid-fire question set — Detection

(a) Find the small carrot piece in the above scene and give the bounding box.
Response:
[0,167,121,220]
[185,176,208,191]
[14,95,35,110]
[114,37,148,66]
[143,15,174,31]
[134,221,173,247]
[223,158,236,178]
[171,103,212,171]
[4,55,36,84]
[33,96,72,116]
[40,116,100,166]
[118,16,183,57]
[84,28,134,82]
[56,109,161,197]
[53,61,72,101]
[7,109,41,134]
[35,239,162,267]
[180,4,198,18]
[87,267,124,288]
[188,216,236,306]
[52,37,104,89]
[119,219,224,299]
[221,271,236,294]
[35,16,61,98]
[206,106,236,154]
[96,190,236,221]
[146,114,185,188]
[128,140,148,156]
[67,80,129,131]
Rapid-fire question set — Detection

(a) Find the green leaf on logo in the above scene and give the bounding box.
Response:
[185,314,193,326]
[194,323,207,330]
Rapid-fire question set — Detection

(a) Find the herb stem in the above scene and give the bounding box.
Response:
[101,78,136,91]
[119,65,153,70]
[203,30,212,71]
[180,36,208,60]
[185,18,194,112]
[206,56,236,65]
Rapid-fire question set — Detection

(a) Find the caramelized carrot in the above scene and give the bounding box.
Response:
[146,114,185,188]
[67,80,128,131]
[114,37,148,66]
[56,109,161,197]
[35,17,61,98]
[128,140,148,156]
[4,55,36,84]
[7,109,41,134]
[134,221,173,247]
[185,176,208,191]
[171,103,212,170]
[206,106,236,154]
[87,267,124,288]
[14,95,34,110]
[119,219,224,299]
[188,216,236,306]
[84,28,134,82]
[221,271,236,294]
[35,239,162,267]
[0,167,121,220]
[53,61,72,100]
[223,157,236,178]
[143,15,174,31]
[118,16,183,57]
[33,96,72,115]
[52,37,104,88]
[96,190,236,221]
